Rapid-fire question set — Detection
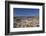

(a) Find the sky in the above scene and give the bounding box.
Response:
[13,8,39,16]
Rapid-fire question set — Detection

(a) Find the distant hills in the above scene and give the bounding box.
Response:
[14,16,39,19]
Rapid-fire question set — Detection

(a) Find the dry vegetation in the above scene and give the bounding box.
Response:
[13,16,39,28]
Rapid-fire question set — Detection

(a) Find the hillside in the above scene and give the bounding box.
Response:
[13,16,39,28]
